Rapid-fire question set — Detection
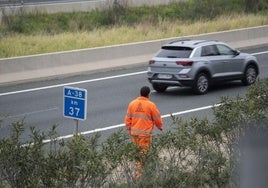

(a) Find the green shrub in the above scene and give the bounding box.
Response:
[0,120,46,187]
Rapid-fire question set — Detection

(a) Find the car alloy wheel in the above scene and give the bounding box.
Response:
[242,65,257,85]
[193,73,209,94]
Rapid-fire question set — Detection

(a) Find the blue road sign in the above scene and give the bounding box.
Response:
[63,86,87,121]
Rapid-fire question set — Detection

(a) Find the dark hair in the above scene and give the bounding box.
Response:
[140,86,150,97]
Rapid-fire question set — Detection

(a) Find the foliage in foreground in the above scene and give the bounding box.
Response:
[0,79,268,187]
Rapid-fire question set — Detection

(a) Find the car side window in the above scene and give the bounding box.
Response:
[216,44,234,55]
[201,45,219,56]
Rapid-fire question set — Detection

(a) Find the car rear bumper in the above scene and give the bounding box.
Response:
[148,78,194,87]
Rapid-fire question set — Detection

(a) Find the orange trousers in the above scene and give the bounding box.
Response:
[131,134,152,179]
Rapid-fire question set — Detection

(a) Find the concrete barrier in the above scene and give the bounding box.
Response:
[0,25,267,85]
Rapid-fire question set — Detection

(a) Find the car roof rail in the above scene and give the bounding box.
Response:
[193,40,219,45]
[168,38,192,44]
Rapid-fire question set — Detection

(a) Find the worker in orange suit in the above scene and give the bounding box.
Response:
[125,86,163,179]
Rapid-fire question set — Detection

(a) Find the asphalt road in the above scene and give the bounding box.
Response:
[0,46,268,143]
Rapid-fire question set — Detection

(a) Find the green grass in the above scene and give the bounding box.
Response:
[0,13,267,58]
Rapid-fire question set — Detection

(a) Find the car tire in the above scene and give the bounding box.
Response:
[242,65,257,86]
[193,73,209,95]
[152,83,167,93]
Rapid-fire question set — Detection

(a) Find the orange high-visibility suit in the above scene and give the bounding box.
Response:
[125,96,163,179]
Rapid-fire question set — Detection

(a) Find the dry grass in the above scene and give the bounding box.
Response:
[0,13,267,58]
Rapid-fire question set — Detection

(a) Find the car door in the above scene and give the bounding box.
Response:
[201,45,225,78]
[215,44,244,77]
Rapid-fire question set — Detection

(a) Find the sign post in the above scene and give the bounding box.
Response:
[63,86,87,135]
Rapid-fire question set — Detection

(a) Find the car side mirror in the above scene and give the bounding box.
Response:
[233,50,240,56]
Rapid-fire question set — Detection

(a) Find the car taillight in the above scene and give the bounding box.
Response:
[176,61,193,66]
[149,60,155,64]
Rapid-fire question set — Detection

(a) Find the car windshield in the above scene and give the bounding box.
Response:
[156,46,193,58]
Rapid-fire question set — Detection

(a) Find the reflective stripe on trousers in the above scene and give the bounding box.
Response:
[131,128,152,135]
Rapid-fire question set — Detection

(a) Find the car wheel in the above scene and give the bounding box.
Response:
[193,73,209,95]
[242,65,257,86]
[152,83,167,93]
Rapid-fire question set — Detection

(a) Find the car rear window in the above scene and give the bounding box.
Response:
[156,46,193,58]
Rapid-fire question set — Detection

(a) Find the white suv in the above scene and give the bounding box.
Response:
[147,40,259,94]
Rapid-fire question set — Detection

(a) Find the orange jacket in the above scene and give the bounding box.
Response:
[125,96,163,136]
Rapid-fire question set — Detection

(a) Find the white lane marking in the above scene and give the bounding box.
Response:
[0,71,147,97]
[253,51,268,55]
[6,107,59,119]
[42,103,222,143]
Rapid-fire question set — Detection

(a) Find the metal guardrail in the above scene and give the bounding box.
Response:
[0,0,93,6]
[0,0,183,6]
[0,0,184,20]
